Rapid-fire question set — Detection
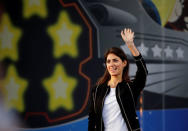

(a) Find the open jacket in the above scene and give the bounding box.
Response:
[88,54,148,131]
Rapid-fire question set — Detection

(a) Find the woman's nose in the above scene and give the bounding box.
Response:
[109,62,114,66]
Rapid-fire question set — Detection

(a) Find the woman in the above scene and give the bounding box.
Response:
[88,28,148,131]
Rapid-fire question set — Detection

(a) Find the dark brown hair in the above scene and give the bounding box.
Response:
[97,47,130,85]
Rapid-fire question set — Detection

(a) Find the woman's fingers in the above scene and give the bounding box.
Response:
[126,28,133,33]
[121,30,124,36]
[127,28,132,34]
[127,28,130,33]
[126,29,134,37]
[121,30,124,38]
[121,28,134,42]
[124,28,129,35]
[121,30,126,41]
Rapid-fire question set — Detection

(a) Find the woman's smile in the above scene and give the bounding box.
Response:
[106,53,126,76]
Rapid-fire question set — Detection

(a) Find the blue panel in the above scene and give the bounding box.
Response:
[22,109,188,131]
[137,108,188,131]
[21,117,88,131]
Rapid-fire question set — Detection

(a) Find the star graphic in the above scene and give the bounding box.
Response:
[23,0,47,18]
[57,24,73,46]
[0,13,22,61]
[2,65,28,112]
[5,78,20,102]
[151,44,162,57]
[176,47,184,59]
[43,64,77,111]
[53,76,68,99]
[47,11,82,58]
[137,42,149,56]
[1,26,13,49]
[164,46,173,58]
[29,0,40,6]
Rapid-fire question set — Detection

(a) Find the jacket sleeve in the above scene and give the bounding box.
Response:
[131,54,148,98]
[88,86,97,131]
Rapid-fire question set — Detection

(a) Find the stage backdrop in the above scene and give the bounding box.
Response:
[0,0,188,131]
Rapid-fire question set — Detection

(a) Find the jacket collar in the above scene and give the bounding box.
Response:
[99,80,127,88]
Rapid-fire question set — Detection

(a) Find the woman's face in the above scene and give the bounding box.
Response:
[106,53,127,77]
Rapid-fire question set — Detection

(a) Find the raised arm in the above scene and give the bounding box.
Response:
[121,28,148,99]
[121,28,140,57]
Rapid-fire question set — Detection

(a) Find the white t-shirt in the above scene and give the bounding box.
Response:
[102,87,128,131]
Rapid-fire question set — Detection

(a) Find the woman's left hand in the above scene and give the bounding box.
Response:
[121,28,135,47]
[121,28,140,56]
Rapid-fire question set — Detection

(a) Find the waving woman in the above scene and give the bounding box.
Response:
[88,28,148,131]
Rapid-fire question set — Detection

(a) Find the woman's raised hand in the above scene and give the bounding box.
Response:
[121,28,135,47]
[121,28,140,56]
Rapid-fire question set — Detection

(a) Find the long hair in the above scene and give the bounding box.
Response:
[97,47,130,85]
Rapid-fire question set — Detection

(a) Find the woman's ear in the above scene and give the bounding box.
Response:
[123,60,127,67]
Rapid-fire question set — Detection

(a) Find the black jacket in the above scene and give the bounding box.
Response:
[88,54,148,131]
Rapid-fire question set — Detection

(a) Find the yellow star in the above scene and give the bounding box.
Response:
[0,13,22,61]
[1,65,28,112]
[43,64,77,111]
[47,11,82,58]
[23,0,47,19]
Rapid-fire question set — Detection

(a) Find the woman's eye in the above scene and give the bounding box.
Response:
[106,60,110,63]
[113,59,118,62]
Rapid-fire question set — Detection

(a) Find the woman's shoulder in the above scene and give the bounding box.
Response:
[91,82,108,91]
[91,84,101,92]
[120,79,134,87]
[120,80,133,84]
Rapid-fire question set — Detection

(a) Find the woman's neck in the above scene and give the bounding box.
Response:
[108,75,122,88]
